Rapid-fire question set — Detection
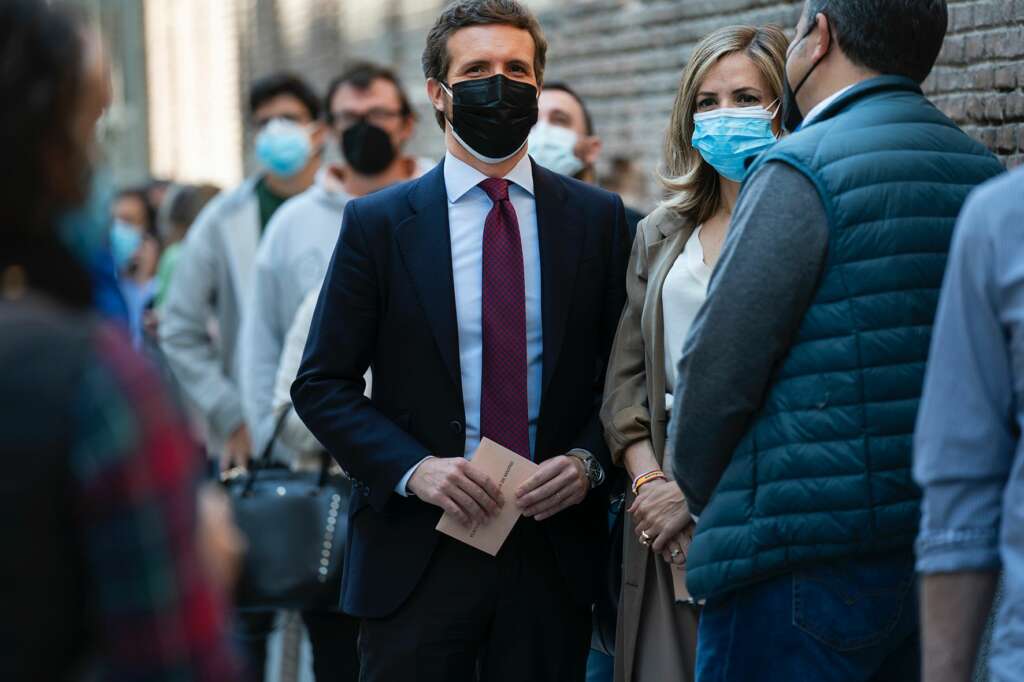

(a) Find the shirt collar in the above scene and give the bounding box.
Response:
[802,83,857,127]
[444,150,535,204]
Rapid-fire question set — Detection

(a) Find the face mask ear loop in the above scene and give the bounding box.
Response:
[437,80,455,129]
[766,99,782,119]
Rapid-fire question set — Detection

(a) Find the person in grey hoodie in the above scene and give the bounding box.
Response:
[240,63,430,461]
[159,73,325,473]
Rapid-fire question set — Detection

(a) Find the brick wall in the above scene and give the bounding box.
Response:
[539,0,1023,209]
[148,0,1023,191]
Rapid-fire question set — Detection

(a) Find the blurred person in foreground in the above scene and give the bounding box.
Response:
[160,72,324,472]
[0,1,240,679]
[529,82,643,236]
[914,166,1022,682]
[292,0,630,679]
[665,1,1004,679]
[239,59,428,682]
[601,25,788,682]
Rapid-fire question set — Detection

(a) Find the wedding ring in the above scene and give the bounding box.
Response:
[671,548,681,559]
[640,530,651,546]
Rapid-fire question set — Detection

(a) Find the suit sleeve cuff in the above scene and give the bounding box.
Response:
[395,456,434,497]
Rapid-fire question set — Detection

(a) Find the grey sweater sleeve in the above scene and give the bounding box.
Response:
[668,161,829,516]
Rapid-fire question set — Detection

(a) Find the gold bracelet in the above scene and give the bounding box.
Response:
[632,469,667,495]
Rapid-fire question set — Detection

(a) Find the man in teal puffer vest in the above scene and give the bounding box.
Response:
[666,1,1005,679]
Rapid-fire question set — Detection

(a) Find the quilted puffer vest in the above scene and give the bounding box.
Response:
[686,76,1005,600]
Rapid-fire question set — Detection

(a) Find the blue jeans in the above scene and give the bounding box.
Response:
[696,553,919,682]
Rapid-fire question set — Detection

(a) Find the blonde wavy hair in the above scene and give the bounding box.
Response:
[659,25,789,224]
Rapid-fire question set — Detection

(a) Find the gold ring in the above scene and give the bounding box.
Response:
[640,530,651,546]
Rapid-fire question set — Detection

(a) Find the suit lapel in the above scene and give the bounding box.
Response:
[533,164,582,400]
[395,162,462,390]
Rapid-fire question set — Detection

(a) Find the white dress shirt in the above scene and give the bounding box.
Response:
[662,226,710,415]
[802,83,856,127]
[397,151,544,495]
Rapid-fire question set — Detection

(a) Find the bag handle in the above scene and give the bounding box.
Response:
[240,408,331,495]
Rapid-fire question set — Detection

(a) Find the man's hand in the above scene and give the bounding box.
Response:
[219,424,252,471]
[408,457,504,527]
[516,455,588,521]
[630,479,691,552]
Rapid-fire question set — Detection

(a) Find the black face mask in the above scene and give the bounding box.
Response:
[782,16,832,133]
[341,119,397,176]
[443,74,538,163]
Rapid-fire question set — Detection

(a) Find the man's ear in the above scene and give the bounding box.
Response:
[427,78,448,118]
[577,135,602,166]
[310,121,329,149]
[809,12,832,62]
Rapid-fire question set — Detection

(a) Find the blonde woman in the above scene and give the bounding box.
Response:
[600,25,788,682]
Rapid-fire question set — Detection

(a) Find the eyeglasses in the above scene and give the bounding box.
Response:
[332,108,404,131]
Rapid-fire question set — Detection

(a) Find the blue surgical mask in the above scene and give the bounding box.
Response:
[255,118,313,178]
[110,220,143,271]
[528,122,585,177]
[691,103,779,182]
[59,166,114,263]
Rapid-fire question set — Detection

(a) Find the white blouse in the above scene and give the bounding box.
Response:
[662,226,712,413]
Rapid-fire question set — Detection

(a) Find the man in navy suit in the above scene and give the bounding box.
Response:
[292,1,629,679]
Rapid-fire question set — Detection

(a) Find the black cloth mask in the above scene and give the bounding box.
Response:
[341,119,397,176]
[782,17,832,133]
[443,74,538,163]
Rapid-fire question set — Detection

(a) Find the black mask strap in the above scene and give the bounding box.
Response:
[782,15,833,133]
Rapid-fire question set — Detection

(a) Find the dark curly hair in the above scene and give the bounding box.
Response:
[0,0,93,307]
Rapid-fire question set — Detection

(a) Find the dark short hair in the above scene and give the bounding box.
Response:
[0,0,85,239]
[324,62,415,126]
[249,72,321,121]
[116,186,156,235]
[168,184,220,230]
[422,0,548,129]
[543,82,594,136]
[804,0,947,83]
[0,0,94,308]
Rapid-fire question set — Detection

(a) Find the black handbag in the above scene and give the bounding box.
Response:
[221,410,351,612]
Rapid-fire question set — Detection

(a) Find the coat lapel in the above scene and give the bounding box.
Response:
[533,164,582,400]
[395,162,462,390]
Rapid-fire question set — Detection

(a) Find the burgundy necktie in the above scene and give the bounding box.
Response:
[478,178,531,460]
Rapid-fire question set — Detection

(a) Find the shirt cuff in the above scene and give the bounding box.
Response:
[915,527,1001,574]
[395,456,434,497]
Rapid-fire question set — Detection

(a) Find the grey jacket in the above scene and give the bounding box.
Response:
[159,176,262,455]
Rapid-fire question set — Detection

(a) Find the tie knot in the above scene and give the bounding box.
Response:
[479,178,510,202]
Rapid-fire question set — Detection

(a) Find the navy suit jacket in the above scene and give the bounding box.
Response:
[292,159,629,618]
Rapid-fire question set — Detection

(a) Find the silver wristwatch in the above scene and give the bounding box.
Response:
[568,449,605,489]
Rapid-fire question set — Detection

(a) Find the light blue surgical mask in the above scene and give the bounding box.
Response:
[528,122,585,177]
[255,118,313,178]
[110,220,143,271]
[691,103,779,182]
[59,167,114,263]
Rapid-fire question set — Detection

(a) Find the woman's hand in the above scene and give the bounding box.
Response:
[659,522,695,566]
[630,478,691,552]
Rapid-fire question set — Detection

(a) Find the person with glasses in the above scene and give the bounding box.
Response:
[158,71,325,680]
[236,62,428,680]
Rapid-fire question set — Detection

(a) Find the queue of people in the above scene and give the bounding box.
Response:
[2,0,1022,680]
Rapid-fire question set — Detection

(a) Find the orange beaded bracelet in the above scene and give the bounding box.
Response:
[631,469,667,495]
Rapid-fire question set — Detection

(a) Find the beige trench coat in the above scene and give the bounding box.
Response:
[601,205,700,682]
